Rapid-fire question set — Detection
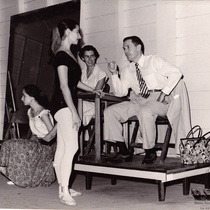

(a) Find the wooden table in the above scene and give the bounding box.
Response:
[77,92,128,162]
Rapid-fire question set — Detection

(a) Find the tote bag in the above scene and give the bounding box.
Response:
[179,125,210,164]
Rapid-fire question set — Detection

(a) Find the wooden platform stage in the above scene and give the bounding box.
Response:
[75,155,210,201]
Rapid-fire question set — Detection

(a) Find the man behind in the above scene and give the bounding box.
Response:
[104,35,183,164]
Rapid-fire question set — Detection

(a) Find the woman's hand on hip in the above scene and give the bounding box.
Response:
[72,112,81,131]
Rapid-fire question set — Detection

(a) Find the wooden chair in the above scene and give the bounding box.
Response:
[3,108,31,140]
[81,83,112,156]
[2,72,31,142]
[82,118,95,155]
[127,115,173,163]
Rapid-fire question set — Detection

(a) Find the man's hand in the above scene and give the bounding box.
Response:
[157,92,168,104]
[105,58,117,74]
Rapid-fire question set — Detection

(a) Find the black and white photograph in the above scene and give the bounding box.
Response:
[0,0,210,209]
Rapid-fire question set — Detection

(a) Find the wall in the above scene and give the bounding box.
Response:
[0,0,72,139]
[176,1,210,133]
[80,0,210,135]
[1,0,210,139]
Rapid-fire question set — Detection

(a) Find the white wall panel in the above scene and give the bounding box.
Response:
[0,34,9,48]
[0,48,8,61]
[123,0,156,10]
[143,40,157,55]
[176,35,210,55]
[0,61,7,75]
[189,92,210,110]
[184,72,210,91]
[177,14,210,38]
[82,31,117,48]
[156,1,176,64]
[176,1,210,19]
[49,0,70,5]
[191,109,210,132]
[81,14,117,34]
[82,0,116,18]
[0,0,17,9]
[0,21,10,35]
[123,23,156,42]
[0,71,6,85]
[0,5,19,22]
[177,53,210,73]
[0,99,5,125]
[123,5,156,27]
[24,0,48,12]
[176,0,210,129]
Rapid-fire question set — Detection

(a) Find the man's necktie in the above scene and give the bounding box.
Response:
[135,63,150,98]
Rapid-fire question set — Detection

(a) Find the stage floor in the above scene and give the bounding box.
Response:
[75,155,210,201]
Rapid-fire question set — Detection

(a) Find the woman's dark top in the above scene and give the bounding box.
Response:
[50,51,81,115]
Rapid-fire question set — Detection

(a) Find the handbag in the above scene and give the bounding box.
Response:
[179,125,210,164]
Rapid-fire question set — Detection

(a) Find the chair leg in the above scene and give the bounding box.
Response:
[128,117,172,163]
[84,126,95,156]
[129,121,139,146]
[105,142,118,155]
[159,125,172,163]
[4,122,13,140]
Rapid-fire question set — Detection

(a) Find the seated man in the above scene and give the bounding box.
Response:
[104,35,191,164]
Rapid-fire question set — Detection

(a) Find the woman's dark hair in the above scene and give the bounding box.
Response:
[23,84,49,108]
[51,19,79,54]
[78,45,100,61]
[123,36,145,54]
[57,19,78,40]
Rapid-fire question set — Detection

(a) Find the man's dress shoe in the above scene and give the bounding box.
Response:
[203,189,210,200]
[191,189,206,200]
[103,153,133,163]
[142,150,157,164]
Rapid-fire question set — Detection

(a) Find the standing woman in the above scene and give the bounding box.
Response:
[50,19,97,206]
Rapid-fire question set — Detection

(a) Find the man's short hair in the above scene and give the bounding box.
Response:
[123,36,145,54]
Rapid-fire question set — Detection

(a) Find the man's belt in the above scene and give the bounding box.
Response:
[148,89,162,93]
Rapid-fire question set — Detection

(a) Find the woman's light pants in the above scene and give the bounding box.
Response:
[54,108,78,187]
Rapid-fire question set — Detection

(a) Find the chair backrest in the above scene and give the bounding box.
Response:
[3,109,31,140]
[103,83,110,93]
[102,77,110,93]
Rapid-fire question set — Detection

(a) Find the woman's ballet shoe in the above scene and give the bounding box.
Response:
[191,188,206,200]
[69,189,82,197]
[203,189,210,200]
[7,181,15,185]
[59,188,82,199]
[60,194,76,206]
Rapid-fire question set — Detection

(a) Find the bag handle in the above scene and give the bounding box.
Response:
[180,125,203,147]
[186,125,202,138]
[201,131,210,139]
[192,131,210,148]
[201,131,210,147]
